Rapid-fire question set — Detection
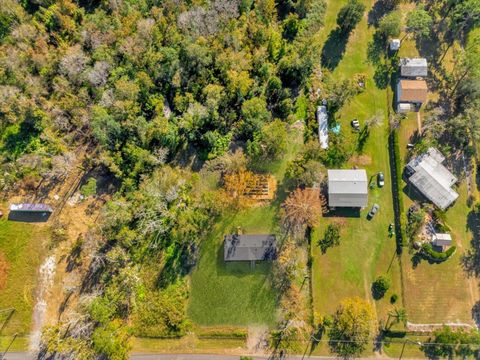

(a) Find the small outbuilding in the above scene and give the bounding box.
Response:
[8,203,53,222]
[397,79,428,105]
[317,105,328,149]
[327,169,368,208]
[432,233,452,252]
[224,234,277,262]
[10,203,53,213]
[404,148,459,210]
[390,39,401,51]
[400,58,428,78]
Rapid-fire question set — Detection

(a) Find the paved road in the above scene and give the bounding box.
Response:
[1,353,396,360]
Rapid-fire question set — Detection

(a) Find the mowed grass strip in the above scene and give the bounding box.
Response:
[311,0,403,325]
[0,210,49,335]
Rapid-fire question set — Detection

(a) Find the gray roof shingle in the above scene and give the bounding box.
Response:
[224,234,277,261]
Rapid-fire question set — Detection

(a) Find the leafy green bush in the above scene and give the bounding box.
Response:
[390,294,398,304]
[421,243,456,262]
[372,275,390,300]
[80,178,97,197]
[318,224,341,254]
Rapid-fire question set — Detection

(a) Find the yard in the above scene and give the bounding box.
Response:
[394,5,480,326]
[397,116,479,325]
[0,205,50,337]
[187,129,303,327]
[310,0,403,329]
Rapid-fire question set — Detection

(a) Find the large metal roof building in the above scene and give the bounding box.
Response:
[327,169,368,208]
[400,58,428,78]
[405,148,459,210]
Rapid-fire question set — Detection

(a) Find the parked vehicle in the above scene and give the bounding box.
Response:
[377,172,385,187]
[368,203,380,218]
[351,119,360,131]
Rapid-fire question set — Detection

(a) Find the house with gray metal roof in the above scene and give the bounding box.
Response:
[224,234,277,262]
[400,58,428,78]
[404,148,458,210]
[327,169,368,208]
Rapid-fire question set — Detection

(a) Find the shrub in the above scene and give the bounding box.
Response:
[421,243,456,262]
[392,130,407,247]
[390,294,398,304]
[318,224,341,253]
[372,275,390,300]
[80,178,97,197]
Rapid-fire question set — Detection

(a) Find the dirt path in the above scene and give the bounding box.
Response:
[416,112,422,133]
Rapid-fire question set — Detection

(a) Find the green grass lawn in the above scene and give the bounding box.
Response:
[310,0,403,327]
[188,206,279,326]
[0,209,50,336]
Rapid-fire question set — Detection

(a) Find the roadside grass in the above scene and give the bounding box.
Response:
[0,206,49,336]
[187,129,303,327]
[310,0,403,329]
[132,335,246,354]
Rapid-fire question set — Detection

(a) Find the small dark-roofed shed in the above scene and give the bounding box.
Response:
[224,234,277,262]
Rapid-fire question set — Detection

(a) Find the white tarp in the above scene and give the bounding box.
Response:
[317,105,328,149]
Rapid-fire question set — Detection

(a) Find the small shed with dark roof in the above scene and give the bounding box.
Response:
[224,234,277,262]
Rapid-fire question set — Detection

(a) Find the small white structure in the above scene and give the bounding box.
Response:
[390,39,401,51]
[397,103,413,113]
[432,233,452,251]
[317,105,328,149]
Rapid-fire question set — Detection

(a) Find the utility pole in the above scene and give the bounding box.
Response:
[0,333,18,360]
[399,338,422,359]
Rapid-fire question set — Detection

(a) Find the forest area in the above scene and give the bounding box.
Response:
[0,0,479,358]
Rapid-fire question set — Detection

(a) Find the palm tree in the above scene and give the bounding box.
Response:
[385,307,407,330]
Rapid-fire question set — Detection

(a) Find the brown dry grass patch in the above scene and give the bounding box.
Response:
[0,252,9,290]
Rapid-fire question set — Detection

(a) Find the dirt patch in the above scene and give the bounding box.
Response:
[0,252,9,290]
[349,155,372,166]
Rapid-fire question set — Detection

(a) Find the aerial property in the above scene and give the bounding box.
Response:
[396,58,428,113]
[224,234,277,262]
[327,169,368,208]
[8,203,53,222]
[404,148,459,210]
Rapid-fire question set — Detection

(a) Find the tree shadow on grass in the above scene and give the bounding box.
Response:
[367,0,396,27]
[461,210,480,277]
[321,28,349,71]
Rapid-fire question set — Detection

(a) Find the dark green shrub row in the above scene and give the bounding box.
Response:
[421,243,456,262]
[392,130,407,247]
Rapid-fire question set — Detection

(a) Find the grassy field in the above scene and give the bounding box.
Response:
[0,205,50,336]
[310,0,403,328]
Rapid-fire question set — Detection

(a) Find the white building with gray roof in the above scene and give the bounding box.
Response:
[405,148,458,210]
[327,169,368,208]
[400,58,428,78]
